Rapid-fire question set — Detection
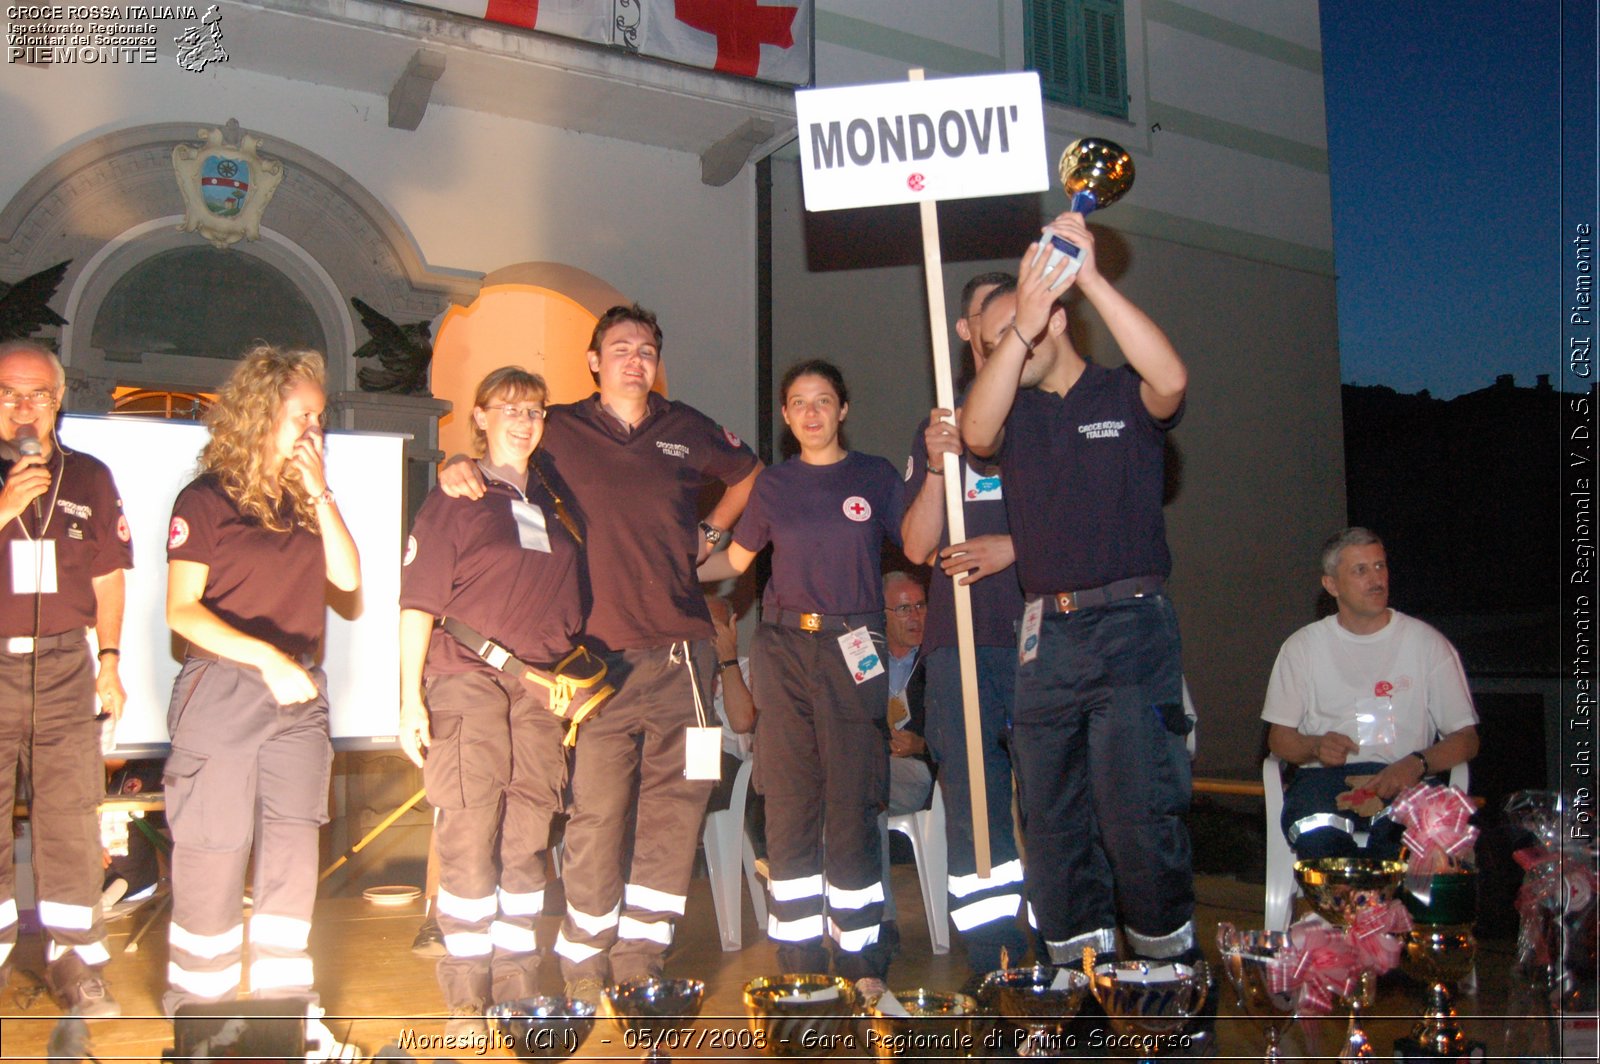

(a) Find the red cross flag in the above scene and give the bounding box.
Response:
[417,0,812,85]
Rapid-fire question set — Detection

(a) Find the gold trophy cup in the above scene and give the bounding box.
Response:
[1033,138,1135,283]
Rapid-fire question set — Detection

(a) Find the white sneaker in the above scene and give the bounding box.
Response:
[305,1006,360,1062]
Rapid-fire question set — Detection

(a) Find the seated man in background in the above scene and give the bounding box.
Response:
[1262,527,1479,859]
[880,571,933,947]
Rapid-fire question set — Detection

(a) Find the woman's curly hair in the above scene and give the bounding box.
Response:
[199,344,326,533]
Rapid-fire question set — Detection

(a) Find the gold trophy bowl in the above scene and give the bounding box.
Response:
[977,965,1089,1058]
[1293,858,1408,925]
[866,988,979,1060]
[1058,138,1135,213]
[743,973,859,1058]
[602,977,705,1064]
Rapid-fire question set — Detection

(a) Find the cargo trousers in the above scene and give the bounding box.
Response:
[0,632,109,977]
[1012,596,1198,964]
[552,640,716,985]
[162,657,333,1016]
[752,621,891,981]
[423,669,566,1008]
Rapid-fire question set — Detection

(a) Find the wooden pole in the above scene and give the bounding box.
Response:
[909,68,991,878]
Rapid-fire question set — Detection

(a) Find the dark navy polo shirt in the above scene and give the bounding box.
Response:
[904,417,1024,651]
[997,363,1181,594]
[734,451,905,617]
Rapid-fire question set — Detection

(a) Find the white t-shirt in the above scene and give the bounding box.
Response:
[1261,610,1478,767]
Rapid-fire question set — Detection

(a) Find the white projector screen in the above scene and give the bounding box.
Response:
[57,414,404,752]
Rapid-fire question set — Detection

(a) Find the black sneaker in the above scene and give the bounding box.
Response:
[411,914,445,958]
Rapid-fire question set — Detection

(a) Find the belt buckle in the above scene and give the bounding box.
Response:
[4,636,34,654]
[799,613,823,632]
[1054,593,1077,614]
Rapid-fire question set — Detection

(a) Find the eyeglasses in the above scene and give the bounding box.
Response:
[889,602,927,617]
[0,389,57,409]
[487,404,546,422]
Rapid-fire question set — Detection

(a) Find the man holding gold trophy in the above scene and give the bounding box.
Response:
[959,142,1203,972]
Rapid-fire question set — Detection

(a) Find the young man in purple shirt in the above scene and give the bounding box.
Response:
[441,306,760,1001]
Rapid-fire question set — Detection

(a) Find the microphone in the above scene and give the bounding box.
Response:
[16,423,41,457]
[15,424,43,520]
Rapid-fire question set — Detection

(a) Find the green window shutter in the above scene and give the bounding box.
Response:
[1025,0,1128,120]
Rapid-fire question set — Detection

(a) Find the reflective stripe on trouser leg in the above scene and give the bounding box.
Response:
[1046,927,1117,965]
[1014,602,1194,957]
[752,623,890,981]
[0,896,15,969]
[424,671,563,1006]
[924,646,1030,968]
[1124,920,1196,960]
[559,643,714,984]
[161,659,331,1015]
[492,676,564,1005]
[947,858,1025,932]
[12,644,108,971]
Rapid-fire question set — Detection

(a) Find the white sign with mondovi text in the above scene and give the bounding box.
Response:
[794,72,1049,211]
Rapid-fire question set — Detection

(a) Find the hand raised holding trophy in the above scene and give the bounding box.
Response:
[1030,138,1135,286]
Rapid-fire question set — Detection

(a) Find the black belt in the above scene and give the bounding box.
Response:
[765,608,881,634]
[186,644,318,669]
[1,629,85,655]
[1037,576,1164,614]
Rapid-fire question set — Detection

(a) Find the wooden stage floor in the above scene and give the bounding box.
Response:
[0,869,1532,1060]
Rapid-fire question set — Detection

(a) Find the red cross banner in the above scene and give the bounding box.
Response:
[418,0,812,86]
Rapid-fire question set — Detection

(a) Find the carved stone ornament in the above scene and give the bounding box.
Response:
[171,120,285,249]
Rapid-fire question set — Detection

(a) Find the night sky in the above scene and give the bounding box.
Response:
[1319,0,1566,398]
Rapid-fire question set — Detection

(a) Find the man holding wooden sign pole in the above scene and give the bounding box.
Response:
[901,271,1029,979]
[796,70,1049,907]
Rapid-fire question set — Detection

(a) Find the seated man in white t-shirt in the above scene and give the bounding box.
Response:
[1261,527,1479,859]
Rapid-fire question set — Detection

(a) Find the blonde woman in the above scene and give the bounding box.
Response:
[397,368,584,1038]
[161,346,359,1045]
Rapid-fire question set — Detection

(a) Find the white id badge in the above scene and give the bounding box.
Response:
[838,626,884,685]
[963,461,1004,502]
[684,726,723,779]
[10,539,58,595]
[511,499,551,553]
[1019,598,1044,665]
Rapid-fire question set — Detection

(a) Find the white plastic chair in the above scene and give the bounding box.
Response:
[702,756,767,950]
[886,781,951,955]
[1263,753,1469,931]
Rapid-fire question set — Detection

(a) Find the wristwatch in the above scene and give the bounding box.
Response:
[698,521,724,545]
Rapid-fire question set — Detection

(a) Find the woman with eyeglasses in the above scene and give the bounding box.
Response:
[698,359,905,999]
[161,346,359,1057]
[397,367,585,1039]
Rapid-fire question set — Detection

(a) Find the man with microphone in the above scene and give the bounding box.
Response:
[0,339,132,1016]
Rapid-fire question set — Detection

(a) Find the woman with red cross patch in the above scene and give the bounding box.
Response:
[698,359,904,998]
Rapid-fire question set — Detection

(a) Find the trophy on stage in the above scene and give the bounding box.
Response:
[603,977,706,1064]
[743,973,859,1058]
[488,997,598,1059]
[1032,138,1135,285]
